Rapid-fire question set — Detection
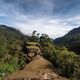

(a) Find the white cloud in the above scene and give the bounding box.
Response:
[11,16,73,38]
[67,16,80,24]
[0,3,78,39]
[0,0,80,39]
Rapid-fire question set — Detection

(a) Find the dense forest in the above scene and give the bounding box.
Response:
[0,25,80,80]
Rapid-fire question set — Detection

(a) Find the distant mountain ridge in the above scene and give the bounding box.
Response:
[54,27,80,54]
[0,25,29,59]
[67,27,80,35]
[0,25,29,41]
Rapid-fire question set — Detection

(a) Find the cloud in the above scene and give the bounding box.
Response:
[3,0,54,16]
[0,0,80,38]
[3,0,80,17]
[11,17,73,38]
[53,0,80,17]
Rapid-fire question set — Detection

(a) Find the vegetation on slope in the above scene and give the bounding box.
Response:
[29,30,80,80]
[0,26,80,80]
[0,25,29,79]
[54,27,80,55]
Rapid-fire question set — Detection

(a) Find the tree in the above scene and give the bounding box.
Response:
[30,30,39,42]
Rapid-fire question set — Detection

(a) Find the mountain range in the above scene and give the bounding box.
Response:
[0,24,80,55]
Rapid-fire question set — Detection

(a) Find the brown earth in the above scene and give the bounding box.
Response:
[5,57,68,80]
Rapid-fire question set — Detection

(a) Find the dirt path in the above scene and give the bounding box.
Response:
[5,57,68,80]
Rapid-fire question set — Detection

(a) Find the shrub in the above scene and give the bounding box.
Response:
[0,57,19,78]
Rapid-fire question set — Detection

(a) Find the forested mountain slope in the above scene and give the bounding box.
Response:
[54,27,80,54]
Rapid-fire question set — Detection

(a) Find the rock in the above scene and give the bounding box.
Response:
[23,42,41,62]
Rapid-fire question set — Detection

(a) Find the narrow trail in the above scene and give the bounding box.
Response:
[5,57,68,80]
[5,42,68,80]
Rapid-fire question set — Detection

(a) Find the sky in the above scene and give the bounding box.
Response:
[0,0,80,38]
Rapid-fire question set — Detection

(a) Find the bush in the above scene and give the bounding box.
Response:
[57,51,76,77]
[0,57,19,78]
[43,45,79,78]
